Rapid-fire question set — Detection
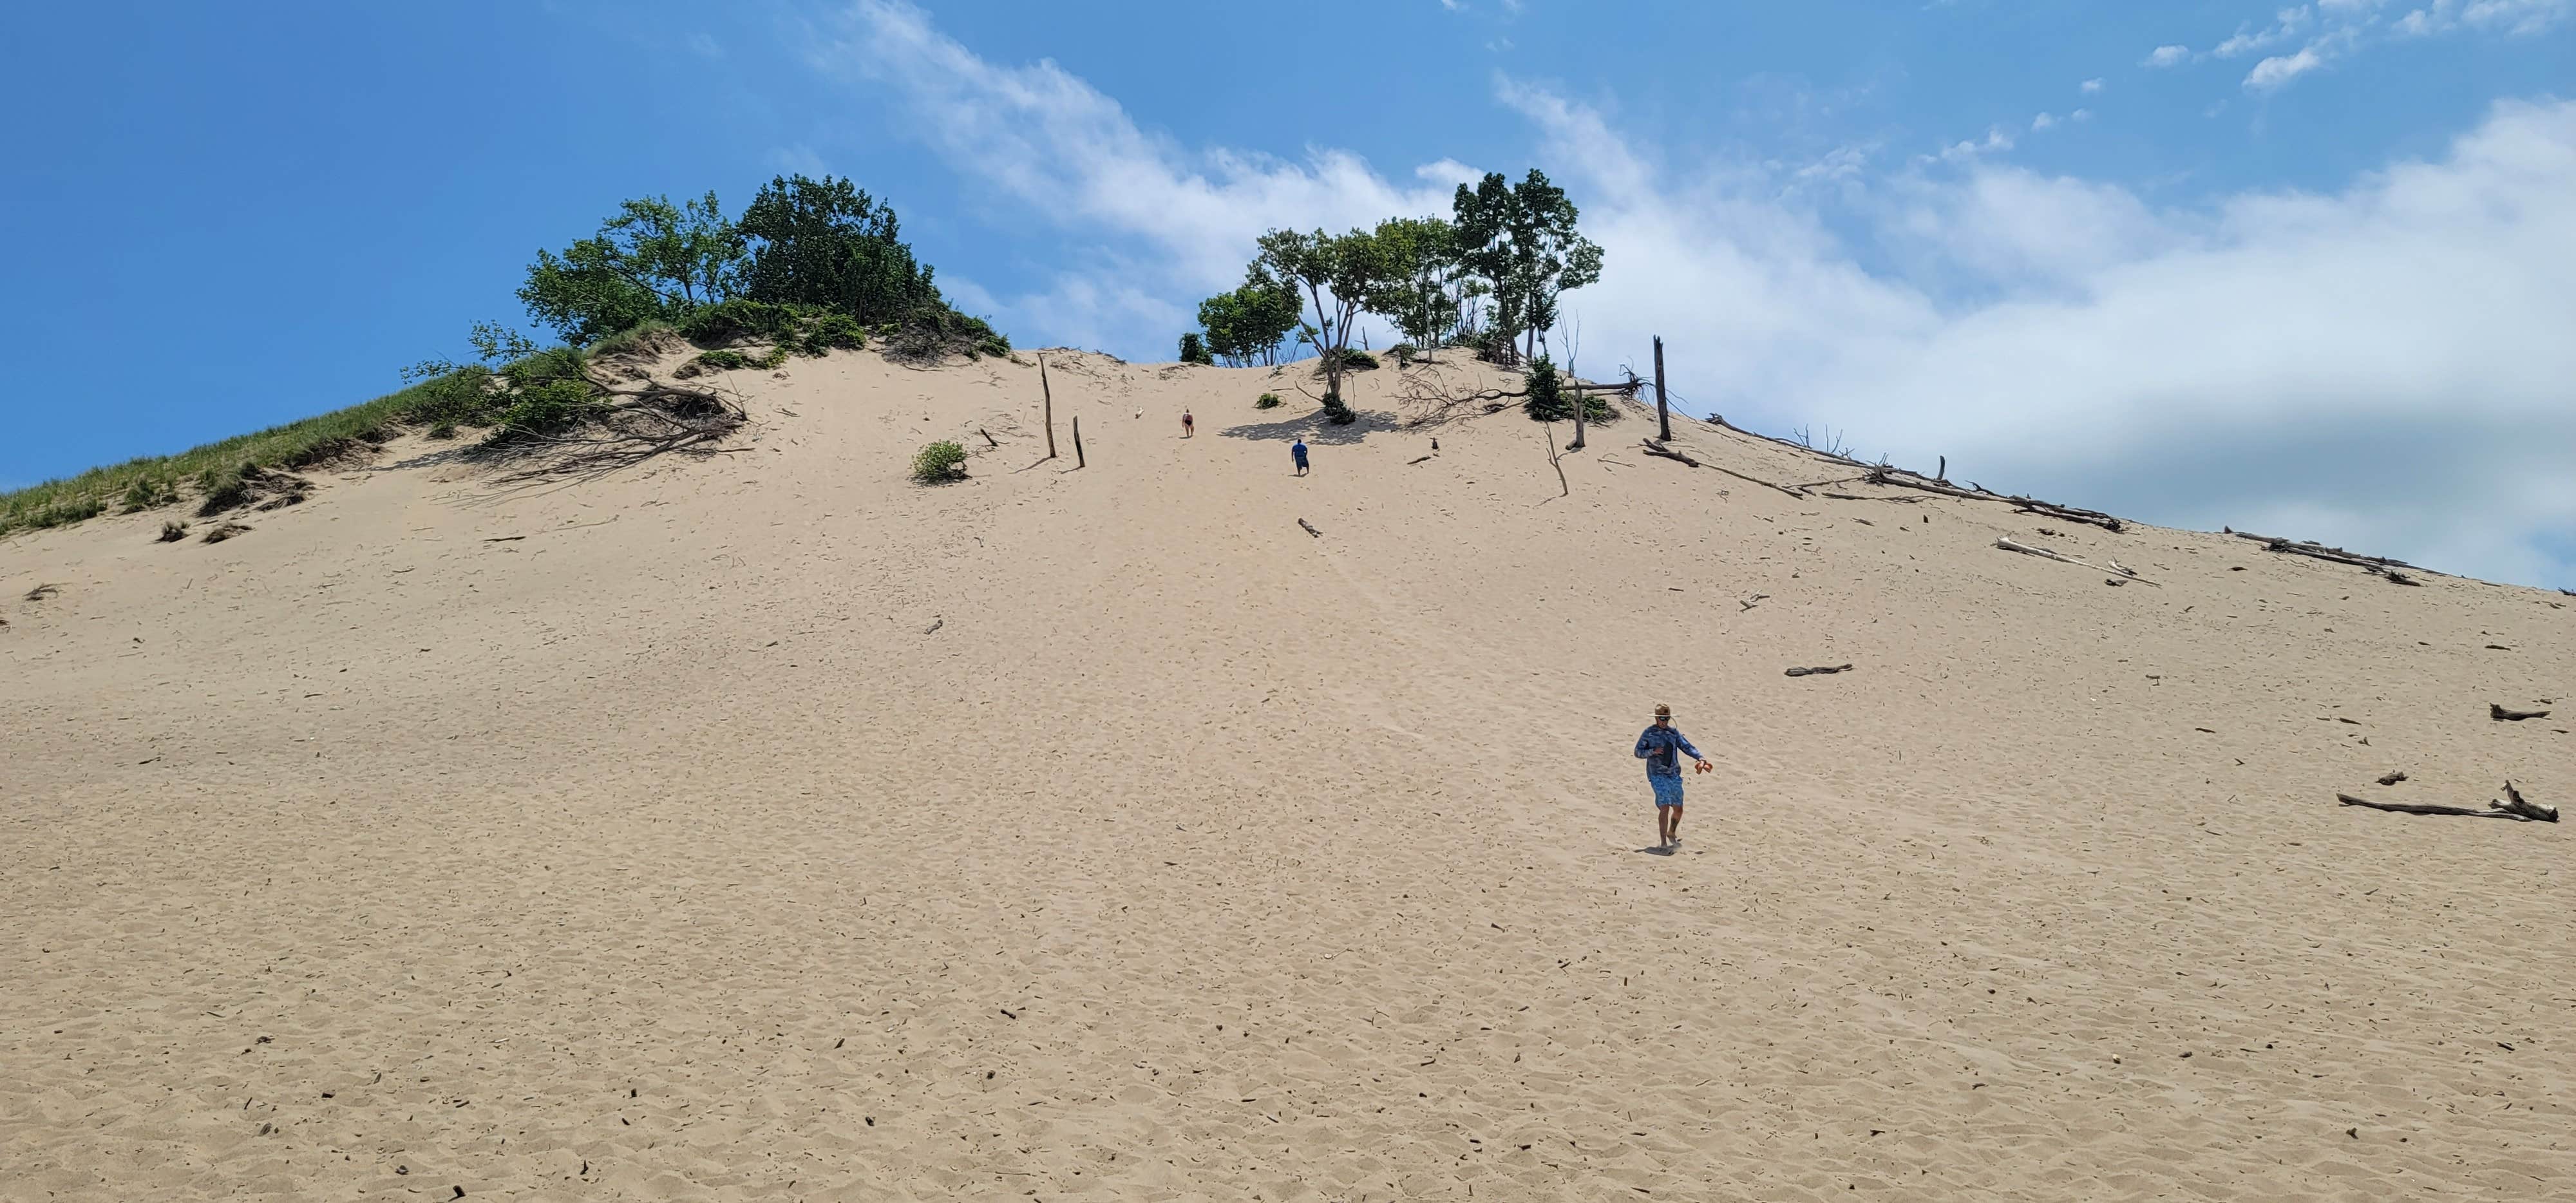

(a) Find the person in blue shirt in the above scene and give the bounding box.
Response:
[1291,438,1309,476]
[1634,703,1711,849]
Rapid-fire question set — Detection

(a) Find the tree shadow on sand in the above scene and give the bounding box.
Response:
[1215,407,1399,446]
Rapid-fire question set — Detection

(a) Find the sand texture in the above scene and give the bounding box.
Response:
[4,346,2571,1200]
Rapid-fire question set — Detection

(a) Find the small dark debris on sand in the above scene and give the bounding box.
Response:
[1298,518,1322,538]
[157,521,188,542]
[2376,771,2409,786]
[24,582,62,601]
[1785,663,1855,677]
[202,522,252,544]
[2492,703,2551,722]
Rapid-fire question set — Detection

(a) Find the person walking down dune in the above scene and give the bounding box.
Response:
[1182,409,1194,437]
[1634,703,1711,849]
[1291,438,1309,477]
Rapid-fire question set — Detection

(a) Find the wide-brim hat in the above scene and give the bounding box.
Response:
[1653,704,1671,717]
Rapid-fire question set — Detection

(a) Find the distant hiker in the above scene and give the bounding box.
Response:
[1634,703,1711,849]
[1291,439,1309,477]
[1182,409,1195,437]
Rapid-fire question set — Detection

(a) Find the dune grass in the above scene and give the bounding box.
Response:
[0,377,450,540]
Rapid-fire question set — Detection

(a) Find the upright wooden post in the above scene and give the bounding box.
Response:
[1652,335,1671,444]
[1040,355,1057,459]
[1071,415,1084,468]
[1570,365,1587,451]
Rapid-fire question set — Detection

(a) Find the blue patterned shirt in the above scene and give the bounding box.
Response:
[1634,724,1703,779]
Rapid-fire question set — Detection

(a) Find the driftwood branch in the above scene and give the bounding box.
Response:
[2491,703,2552,721]
[2230,530,2422,584]
[1297,518,1321,538]
[2338,784,2556,822]
[1867,469,2125,531]
[1994,536,2085,565]
[1784,663,1854,677]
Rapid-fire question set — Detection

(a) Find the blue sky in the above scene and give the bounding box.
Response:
[3,1,2570,585]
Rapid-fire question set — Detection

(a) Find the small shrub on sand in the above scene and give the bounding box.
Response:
[797,312,867,355]
[428,422,458,440]
[1320,389,1356,425]
[1255,392,1282,409]
[157,520,187,542]
[911,440,968,483]
[695,349,752,372]
[195,465,251,516]
[120,477,180,513]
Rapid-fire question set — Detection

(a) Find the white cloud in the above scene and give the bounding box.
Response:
[2181,0,2570,92]
[831,3,2576,587]
[2246,46,2327,89]
[823,0,1468,298]
[2215,6,2315,57]
[2070,108,2094,122]
[2081,78,2105,93]
[2144,44,2193,66]
[2032,112,2057,131]
[1932,126,2017,163]
[2401,0,2576,35]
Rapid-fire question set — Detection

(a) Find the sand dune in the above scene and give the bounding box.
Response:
[4,345,2570,1200]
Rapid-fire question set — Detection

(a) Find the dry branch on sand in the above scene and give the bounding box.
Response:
[492,369,749,482]
[1993,537,2163,585]
[2338,781,2556,823]
[2490,703,2552,721]
[1298,518,1322,538]
[24,583,61,602]
[1784,663,1854,677]
[2228,530,2423,585]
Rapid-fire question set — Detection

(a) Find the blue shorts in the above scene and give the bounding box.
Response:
[1650,775,1685,808]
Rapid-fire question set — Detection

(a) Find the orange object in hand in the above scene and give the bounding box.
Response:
[1693,759,1714,775]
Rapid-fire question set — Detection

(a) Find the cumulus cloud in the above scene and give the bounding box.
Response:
[828,2,2576,587]
[2144,44,2193,66]
[2081,78,2106,93]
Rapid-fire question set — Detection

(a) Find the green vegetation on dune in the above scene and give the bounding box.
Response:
[5,173,1010,541]
[1,376,457,539]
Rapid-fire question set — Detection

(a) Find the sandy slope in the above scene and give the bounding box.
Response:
[3,345,2570,1202]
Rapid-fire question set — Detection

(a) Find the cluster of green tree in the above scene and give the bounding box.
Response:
[518,174,1006,361]
[1178,169,1602,421]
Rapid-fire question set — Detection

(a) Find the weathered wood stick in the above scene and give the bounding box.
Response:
[2496,781,2557,822]
[1298,518,1321,538]
[1040,355,1057,460]
[1994,536,2087,566]
[1784,663,1855,677]
[2491,703,2551,721]
[1870,470,2125,531]
[2339,794,2498,818]
[978,428,998,448]
[1072,414,1084,468]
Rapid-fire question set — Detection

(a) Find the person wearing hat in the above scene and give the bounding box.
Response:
[1634,704,1711,849]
